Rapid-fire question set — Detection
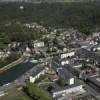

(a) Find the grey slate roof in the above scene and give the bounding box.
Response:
[76,48,100,63]
[52,80,84,93]
[31,66,45,77]
[58,68,74,81]
[87,74,100,88]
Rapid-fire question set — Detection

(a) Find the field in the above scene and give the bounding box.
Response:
[0,89,31,100]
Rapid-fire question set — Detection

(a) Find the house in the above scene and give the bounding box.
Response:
[52,57,70,68]
[92,32,100,37]
[0,50,5,58]
[76,40,94,51]
[26,47,31,52]
[51,81,85,100]
[60,52,75,59]
[11,42,20,48]
[76,48,100,64]
[91,44,100,52]
[87,74,100,88]
[89,40,98,45]
[33,41,44,48]
[29,67,48,83]
[57,68,75,85]
[23,52,31,57]
[0,49,10,59]
[52,56,82,86]
[72,64,82,68]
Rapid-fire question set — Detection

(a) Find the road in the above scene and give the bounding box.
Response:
[0,58,23,73]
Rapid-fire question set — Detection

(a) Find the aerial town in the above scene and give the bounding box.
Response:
[0,0,100,100]
[0,22,100,100]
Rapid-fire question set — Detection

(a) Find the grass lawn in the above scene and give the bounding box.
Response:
[0,89,31,100]
[41,77,50,83]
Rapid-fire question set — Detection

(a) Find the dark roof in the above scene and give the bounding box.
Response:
[31,66,45,77]
[53,56,68,62]
[58,68,74,81]
[91,44,100,49]
[77,48,100,63]
[52,57,76,81]
[64,64,79,77]
[87,74,100,88]
[52,56,70,67]
[52,80,84,93]
[52,59,60,71]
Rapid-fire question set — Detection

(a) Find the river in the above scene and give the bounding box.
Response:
[0,61,35,85]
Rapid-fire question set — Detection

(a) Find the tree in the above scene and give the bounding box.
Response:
[53,38,58,45]
[24,82,51,100]
[0,32,11,49]
[56,79,65,86]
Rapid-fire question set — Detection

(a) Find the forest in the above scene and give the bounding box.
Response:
[0,2,100,44]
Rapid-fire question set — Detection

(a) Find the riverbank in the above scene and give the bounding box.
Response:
[0,88,31,100]
[0,57,24,73]
[0,61,35,85]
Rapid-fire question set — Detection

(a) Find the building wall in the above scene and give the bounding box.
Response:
[69,78,74,85]
[61,52,75,59]
[29,68,48,83]
[53,85,83,98]
[34,42,44,48]
[29,69,45,83]
[73,64,82,68]
[61,60,69,66]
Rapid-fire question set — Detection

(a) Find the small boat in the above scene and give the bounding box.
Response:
[30,59,38,63]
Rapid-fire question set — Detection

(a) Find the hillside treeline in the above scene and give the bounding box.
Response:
[0,2,100,34]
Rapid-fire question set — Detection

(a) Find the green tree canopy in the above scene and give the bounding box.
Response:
[24,82,51,100]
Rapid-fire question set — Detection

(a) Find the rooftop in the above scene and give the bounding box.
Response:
[51,80,84,93]
[58,68,74,81]
[87,74,100,88]
[77,48,100,63]
[31,66,45,77]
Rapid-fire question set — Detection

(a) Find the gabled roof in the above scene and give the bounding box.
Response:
[58,68,74,81]
[31,66,45,77]
[77,48,100,63]
[52,80,84,93]
[87,74,100,88]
